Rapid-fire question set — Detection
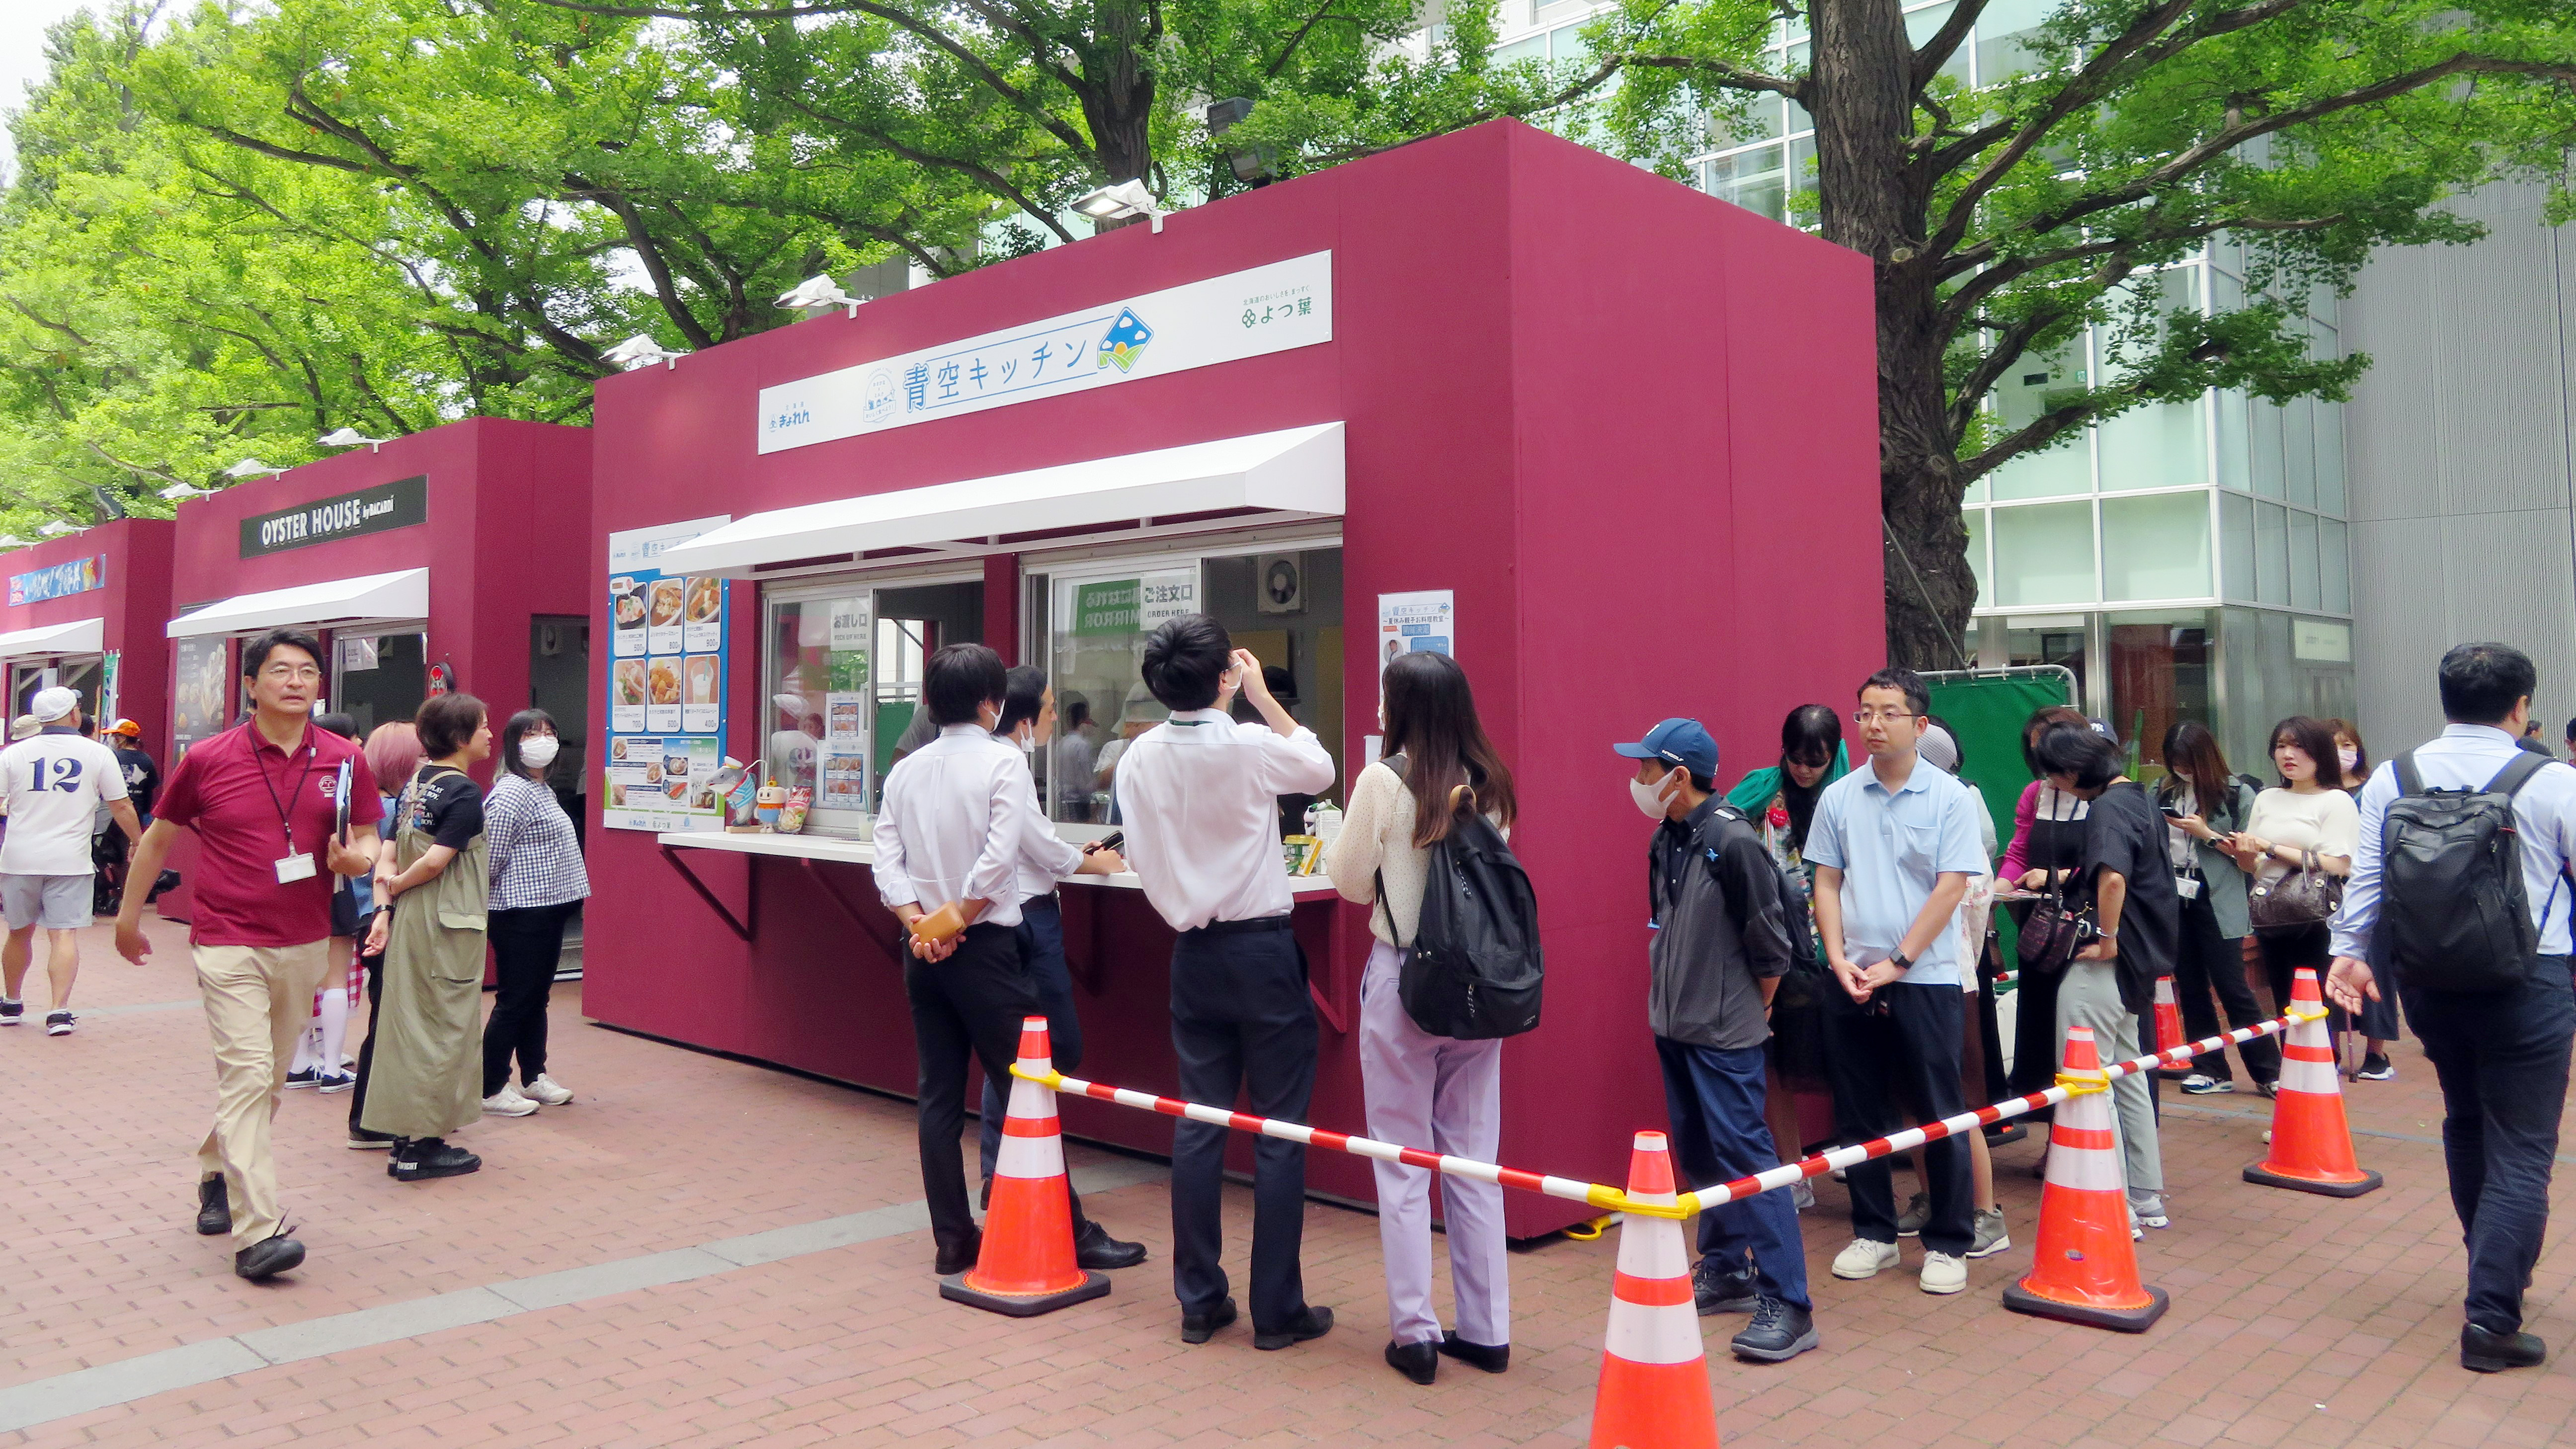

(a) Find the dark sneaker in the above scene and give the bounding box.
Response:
[2254,1080,2281,1099]
[1730,1297,1819,1364]
[1180,1296,1238,1344]
[44,1010,74,1037]
[1072,1219,1147,1270]
[2357,1055,2395,1082]
[195,1177,231,1236]
[1253,1305,1333,1351]
[2463,1322,2546,1373]
[388,1137,480,1182]
[1384,1339,1437,1385]
[1894,1190,1931,1237]
[1436,1331,1509,1373]
[0,997,20,1025]
[317,1071,356,1094]
[284,1068,320,1089]
[2181,1074,2237,1095]
[233,1232,305,1282]
[933,1230,981,1277]
[1691,1259,1758,1315]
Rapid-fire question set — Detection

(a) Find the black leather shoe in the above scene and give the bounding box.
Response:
[1692,1259,1758,1315]
[195,1177,231,1236]
[1072,1219,1147,1270]
[1730,1297,1819,1364]
[1253,1305,1334,1351]
[2463,1322,2546,1372]
[389,1137,481,1182]
[1180,1297,1238,1344]
[1437,1331,1509,1373]
[1385,1340,1438,1385]
[933,1231,982,1276]
[233,1232,305,1281]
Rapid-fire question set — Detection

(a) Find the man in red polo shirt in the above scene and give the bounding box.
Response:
[116,628,382,1281]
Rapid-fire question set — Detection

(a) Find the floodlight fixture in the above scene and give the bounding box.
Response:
[318,427,386,451]
[222,457,290,481]
[159,482,216,500]
[1070,179,1165,234]
[603,334,689,370]
[776,275,864,318]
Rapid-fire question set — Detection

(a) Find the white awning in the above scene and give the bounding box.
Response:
[167,567,429,638]
[650,422,1345,578]
[0,617,104,661]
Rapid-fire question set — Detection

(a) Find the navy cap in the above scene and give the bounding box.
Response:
[1613,718,1719,779]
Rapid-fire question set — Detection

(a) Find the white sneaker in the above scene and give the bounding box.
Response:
[482,1084,540,1117]
[1832,1238,1901,1280]
[1919,1251,1967,1295]
[520,1074,573,1107]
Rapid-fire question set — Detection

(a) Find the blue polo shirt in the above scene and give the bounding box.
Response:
[1801,752,1989,986]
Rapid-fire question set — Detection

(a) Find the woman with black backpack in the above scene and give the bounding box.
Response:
[2157,721,2282,1096]
[1324,651,1519,1387]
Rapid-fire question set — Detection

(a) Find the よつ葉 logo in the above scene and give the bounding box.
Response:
[1096,309,1154,373]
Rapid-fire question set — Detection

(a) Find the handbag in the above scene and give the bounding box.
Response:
[2249,849,2343,933]
[2014,877,2095,977]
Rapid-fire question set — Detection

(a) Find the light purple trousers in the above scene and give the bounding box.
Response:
[1359,941,1510,1347]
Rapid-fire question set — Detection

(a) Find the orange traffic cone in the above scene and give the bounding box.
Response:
[2152,976,2185,1056]
[2001,1026,2169,1332]
[941,1017,1112,1317]
[1588,1131,1720,1449]
[2245,968,2382,1198]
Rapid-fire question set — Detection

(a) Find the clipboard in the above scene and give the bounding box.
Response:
[334,759,352,843]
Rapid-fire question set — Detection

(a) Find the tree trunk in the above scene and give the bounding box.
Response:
[1807,0,1975,670]
[1078,1,1157,228]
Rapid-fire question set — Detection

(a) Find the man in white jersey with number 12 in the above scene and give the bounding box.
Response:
[0,688,141,1035]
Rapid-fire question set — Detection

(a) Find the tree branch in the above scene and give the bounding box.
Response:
[768,91,1078,242]
[1613,52,1805,101]
[1910,0,1992,89]
[1267,0,1357,79]
[564,178,720,349]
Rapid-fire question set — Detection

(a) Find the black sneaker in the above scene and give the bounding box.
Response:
[195,1176,231,1236]
[1072,1219,1147,1270]
[234,1231,305,1282]
[0,997,20,1025]
[2357,1055,2395,1082]
[1436,1331,1509,1373]
[1252,1305,1333,1351]
[1691,1259,1759,1315]
[284,1068,320,1089]
[1730,1296,1819,1364]
[388,1137,480,1181]
[1179,1296,1238,1345]
[44,1010,74,1037]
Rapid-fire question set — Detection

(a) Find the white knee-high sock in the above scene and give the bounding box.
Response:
[289,997,322,1075]
[316,988,350,1075]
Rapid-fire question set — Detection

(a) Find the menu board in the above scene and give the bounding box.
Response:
[171,635,232,761]
[604,516,730,832]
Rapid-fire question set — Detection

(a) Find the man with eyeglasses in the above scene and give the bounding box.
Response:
[1801,667,1990,1296]
[115,628,382,1281]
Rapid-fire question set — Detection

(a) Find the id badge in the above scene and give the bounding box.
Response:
[2175,873,2202,900]
[275,852,317,884]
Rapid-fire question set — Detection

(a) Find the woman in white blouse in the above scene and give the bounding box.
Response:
[1323,651,1516,1388]
[2229,716,2360,1044]
[479,709,591,1116]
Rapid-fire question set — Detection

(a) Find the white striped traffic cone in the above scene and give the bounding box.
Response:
[1588,1131,1719,1449]
[940,1017,1111,1316]
[2001,1025,2170,1332]
[2245,968,2381,1197]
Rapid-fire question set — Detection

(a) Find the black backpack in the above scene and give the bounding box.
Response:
[1375,755,1544,1040]
[1695,805,1820,970]
[2382,749,2565,993]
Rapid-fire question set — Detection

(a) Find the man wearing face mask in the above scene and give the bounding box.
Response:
[872,645,1138,1280]
[1618,718,1815,1363]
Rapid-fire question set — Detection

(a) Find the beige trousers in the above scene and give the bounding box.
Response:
[192,940,329,1251]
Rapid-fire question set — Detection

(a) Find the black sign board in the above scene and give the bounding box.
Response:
[239,475,428,558]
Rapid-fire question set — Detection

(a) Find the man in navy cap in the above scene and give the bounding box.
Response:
[1618,718,1815,1363]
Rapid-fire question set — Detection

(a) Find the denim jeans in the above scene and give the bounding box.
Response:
[2400,956,2576,1333]
[1657,1037,1811,1309]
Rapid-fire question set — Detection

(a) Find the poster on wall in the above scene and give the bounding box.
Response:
[171,635,230,760]
[605,516,730,832]
[1377,590,1454,707]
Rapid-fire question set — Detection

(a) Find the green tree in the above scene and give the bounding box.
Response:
[1582,0,2576,666]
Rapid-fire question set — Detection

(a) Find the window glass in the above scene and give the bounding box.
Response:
[331,628,427,739]
[2099,400,2208,491]
[2214,389,2249,491]
[1965,508,1991,607]
[1707,145,1787,223]
[2107,609,2214,784]
[1992,501,2095,606]
[2254,500,2289,605]
[1493,35,1545,65]
[1548,22,1590,62]
[1989,340,2091,499]
[2005,615,2090,707]
[872,581,982,806]
[2219,490,2255,601]
[2250,402,2284,498]
[2102,491,2210,601]
[1048,567,1193,823]
[1974,0,2059,81]
[2320,518,2350,615]
[2284,395,2316,509]
[2314,400,2346,517]
[764,591,869,834]
[1204,549,1346,836]
[2289,508,2321,611]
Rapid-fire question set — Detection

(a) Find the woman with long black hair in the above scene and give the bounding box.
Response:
[480,708,590,1117]
[1325,651,1517,1387]
[2156,721,2280,1095]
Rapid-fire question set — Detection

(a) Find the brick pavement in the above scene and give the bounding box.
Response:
[4,914,2576,1447]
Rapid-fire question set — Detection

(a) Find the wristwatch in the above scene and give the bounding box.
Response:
[1886,950,1914,972]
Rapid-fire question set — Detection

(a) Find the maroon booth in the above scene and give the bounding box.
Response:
[583,119,1881,1236]
[0,518,175,748]
[156,418,593,924]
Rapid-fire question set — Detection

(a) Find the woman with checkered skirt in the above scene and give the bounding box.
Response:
[478,709,590,1117]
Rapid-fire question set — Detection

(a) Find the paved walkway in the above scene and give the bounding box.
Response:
[4,913,2575,1447]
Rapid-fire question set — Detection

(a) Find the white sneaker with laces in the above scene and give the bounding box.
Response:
[520,1074,573,1106]
[1831,1238,1900,1280]
[1920,1251,1968,1294]
[482,1083,540,1117]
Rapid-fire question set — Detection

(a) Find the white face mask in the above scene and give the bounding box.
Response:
[1630,770,1678,820]
[2337,746,2359,772]
[1016,726,1037,753]
[518,734,559,770]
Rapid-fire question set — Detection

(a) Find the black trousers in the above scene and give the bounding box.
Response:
[1822,981,1973,1256]
[1169,919,1318,1334]
[484,901,577,1096]
[348,949,385,1136]
[2007,961,2065,1103]
[2174,892,2279,1084]
[904,923,1088,1262]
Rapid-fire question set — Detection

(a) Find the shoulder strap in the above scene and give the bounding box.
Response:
[2394,750,2425,799]
[2488,749,2551,800]
[1381,752,1409,782]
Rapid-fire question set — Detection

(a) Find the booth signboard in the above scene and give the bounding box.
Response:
[1376,589,1454,706]
[171,634,230,759]
[238,475,428,558]
[9,555,105,606]
[605,516,730,832]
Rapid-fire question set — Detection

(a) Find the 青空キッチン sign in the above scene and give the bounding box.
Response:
[239,475,428,558]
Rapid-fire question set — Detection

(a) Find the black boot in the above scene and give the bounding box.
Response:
[1384,1340,1438,1385]
[1072,1218,1147,1270]
[233,1230,305,1282]
[195,1176,231,1236]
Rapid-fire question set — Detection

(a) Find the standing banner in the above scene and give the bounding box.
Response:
[605,516,730,832]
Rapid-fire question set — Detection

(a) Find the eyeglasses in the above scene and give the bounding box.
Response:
[258,664,322,682]
[1852,710,1919,725]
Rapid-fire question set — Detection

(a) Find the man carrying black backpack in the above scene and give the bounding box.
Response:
[1621,718,1814,1364]
[2330,643,2576,1374]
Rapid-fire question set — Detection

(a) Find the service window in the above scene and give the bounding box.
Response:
[762,571,984,837]
[331,626,428,736]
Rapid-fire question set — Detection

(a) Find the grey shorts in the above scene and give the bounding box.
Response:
[2,874,92,931]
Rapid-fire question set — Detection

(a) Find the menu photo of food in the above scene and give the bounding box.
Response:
[683,655,719,705]
[647,577,686,653]
[644,655,683,730]
[682,576,724,652]
[610,576,647,658]
[611,658,649,731]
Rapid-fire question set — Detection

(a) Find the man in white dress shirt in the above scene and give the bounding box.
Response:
[2330,643,2576,1374]
[1117,615,1339,1350]
[872,644,1134,1278]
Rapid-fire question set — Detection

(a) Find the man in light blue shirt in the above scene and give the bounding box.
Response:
[1802,667,1990,1295]
[2328,643,2576,1374]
